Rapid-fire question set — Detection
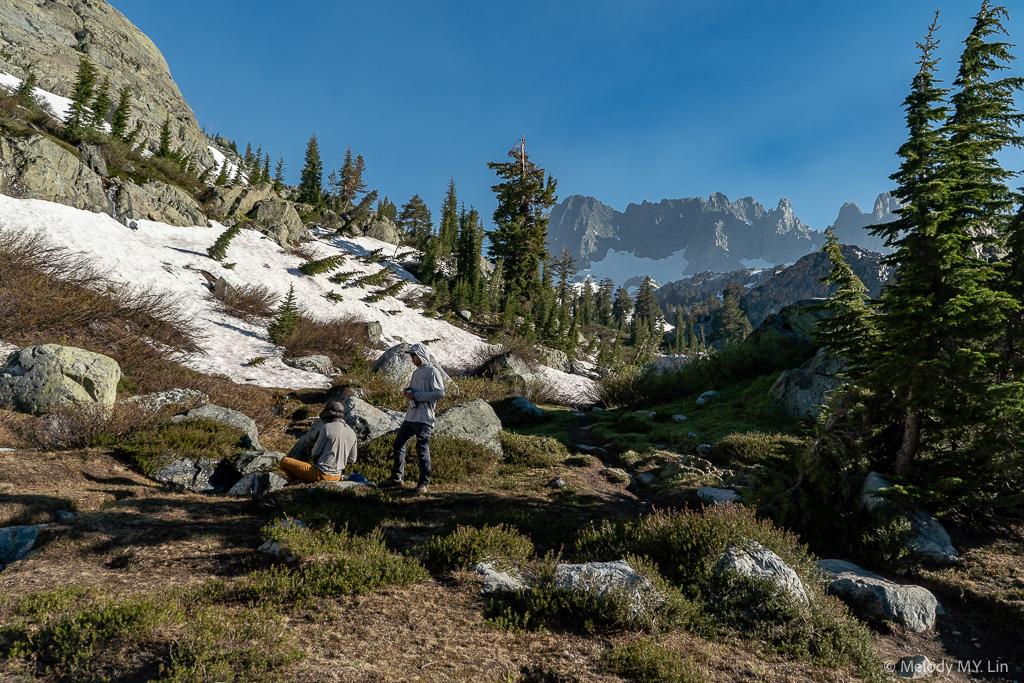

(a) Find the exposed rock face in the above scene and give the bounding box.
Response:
[0,344,121,415]
[0,134,111,213]
[228,471,286,496]
[113,180,206,227]
[340,396,403,444]
[122,388,208,413]
[362,218,403,245]
[770,348,847,419]
[152,457,223,493]
[473,561,528,594]
[817,559,938,632]
[234,450,285,475]
[538,348,570,373]
[548,192,821,276]
[0,0,214,168]
[433,399,503,454]
[247,198,308,246]
[714,540,808,604]
[205,183,276,218]
[827,193,900,255]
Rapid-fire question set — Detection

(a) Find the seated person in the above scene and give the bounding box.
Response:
[279,402,357,483]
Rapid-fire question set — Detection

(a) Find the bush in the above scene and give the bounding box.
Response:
[718,431,808,466]
[211,279,277,324]
[298,255,345,276]
[207,224,241,261]
[356,433,497,486]
[25,401,157,450]
[602,640,704,683]
[423,523,534,571]
[99,418,246,475]
[499,432,567,470]
[276,315,370,369]
[234,525,428,606]
[486,554,695,634]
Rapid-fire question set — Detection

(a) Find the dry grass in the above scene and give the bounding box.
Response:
[210,279,277,323]
[278,315,371,370]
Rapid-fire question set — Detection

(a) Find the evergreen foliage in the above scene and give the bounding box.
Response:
[487,140,558,307]
[716,283,753,347]
[397,194,433,248]
[268,284,301,344]
[65,55,97,139]
[814,228,877,377]
[299,255,346,277]
[298,133,323,205]
[15,72,38,103]
[206,224,241,262]
[89,77,111,130]
[110,85,132,141]
[273,154,286,192]
[157,115,173,158]
[437,177,459,257]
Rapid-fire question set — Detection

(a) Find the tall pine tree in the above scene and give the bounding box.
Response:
[298,133,323,205]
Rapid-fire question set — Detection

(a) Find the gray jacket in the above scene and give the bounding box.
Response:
[311,420,358,476]
[405,343,446,425]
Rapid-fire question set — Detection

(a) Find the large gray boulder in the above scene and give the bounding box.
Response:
[554,559,663,619]
[714,540,808,604]
[770,347,848,419]
[538,348,570,373]
[371,343,450,386]
[433,399,503,454]
[362,218,403,245]
[172,404,261,451]
[341,396,404,444]
[122,388,208,413]
[151,457,223,493]
[113,180,206,227]
[287,418,323,460]
[858,472,958,566]
[228,471,287,496]
[283,355,334,375]
[205,183,277,218]
[234,450,286,475]
[0,523,66,569]
[247,198,308,246]
[0,344,121,415]
[0,134,112,214]
[479,352,533,385]
[817,559,938,632]
[474,561,528,594]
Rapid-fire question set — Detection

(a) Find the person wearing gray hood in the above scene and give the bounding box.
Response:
[379,342,445,494]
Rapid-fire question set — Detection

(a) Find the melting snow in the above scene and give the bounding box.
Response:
[579,247,688,288]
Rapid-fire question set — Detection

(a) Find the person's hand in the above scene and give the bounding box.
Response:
[404,389,415,399]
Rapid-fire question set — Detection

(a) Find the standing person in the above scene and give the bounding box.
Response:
[379,343,445,494]
[279,402,358,483]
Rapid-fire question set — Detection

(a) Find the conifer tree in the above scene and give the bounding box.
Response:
[487,139,558,307]
[110,84,132,140]
[552,246,578,305]
[157,115,173,158]
[813,229,877,377]
[455,205,484,291]
[260,153,271,185]
[437,177,459,257]
[298,133,323,205]
[89,77,111,130]
[65,56,97,139]
[398,194,433,248]
[15,72,38,103]
[716,283,752,347]
[214,159,229,186]
[596,278,614,327]
[273,154,286,192]
[631,276,659,342]
[611,286,632,329]
[268,285,301,344]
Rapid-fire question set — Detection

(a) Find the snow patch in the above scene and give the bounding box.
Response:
[580,247,688,288]
[740,257,775,270]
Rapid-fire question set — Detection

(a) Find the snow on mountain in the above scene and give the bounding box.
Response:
[0,194,598,401]
[579,247,689,287]
[1,70,74,121]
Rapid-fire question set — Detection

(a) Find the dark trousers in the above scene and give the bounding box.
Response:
[391,420,432,485]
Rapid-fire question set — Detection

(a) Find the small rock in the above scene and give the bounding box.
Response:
[696,444,715,455]
[688,432,698,438]
[509,396,543,418]
[228,472,287,496]
[672,414,688,422]
[571,410,585,417]
[696,390,720,406]
[123,388,209,413]
[283,355,334,376]
[635,410,656,418]
[235,450,286,475]
[554,559,663,619]
[895,655,933,679]
[473,561,527,594]
[54,510,77,524]
[637,472,655,484]
[549,477,567,489]
[316,480,375,491]
[458,310,472,321]
[697,487,740,506]
[599,467,631,484]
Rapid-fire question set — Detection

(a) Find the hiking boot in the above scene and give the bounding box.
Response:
[379,478,403,489]
[413,483,429,495]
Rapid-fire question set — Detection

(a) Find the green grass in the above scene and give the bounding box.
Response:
[423,523,535,571]
[95,418,246,476]
[603,640,705,683]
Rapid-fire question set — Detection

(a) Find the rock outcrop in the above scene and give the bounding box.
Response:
[770,348,847,419]
[0,0,214,167]
[0,344,121,414]
[247,199,308,246]
[0,134,112,213]
[817,559,938,632]
[858,472,959,566]
[113,180,206,227]
[554,559,663,619]
[171,404,261,451]
[433,399,503,454]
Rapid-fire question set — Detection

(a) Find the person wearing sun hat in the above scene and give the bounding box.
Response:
[278,401,358,483]
[379,342,446,494]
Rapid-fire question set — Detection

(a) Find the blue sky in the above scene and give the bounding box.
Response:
[108,0,1022,232]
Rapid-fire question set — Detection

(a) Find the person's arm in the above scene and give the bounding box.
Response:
[347,437,358,466]
[412,367,446,402]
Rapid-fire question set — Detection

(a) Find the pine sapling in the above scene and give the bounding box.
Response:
[268,285,301,344]
[207,224,241,261]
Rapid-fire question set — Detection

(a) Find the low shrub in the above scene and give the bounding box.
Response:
[423,523,534,571]
[486,553,695,634]
[298,255,345,276]
[718,431,808,466]
[207,224,241,261]
[211,279,277,323]
[356,433,497,486]
[563,454,597,468]
[235,525,428,606]
[499,432,567,470]
[99,418,246,475]
[277,315,370,369]
[602,640,705,683]
[25,401,157,450]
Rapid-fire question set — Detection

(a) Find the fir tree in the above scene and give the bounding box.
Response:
[716,283,752,347]
[273,154,286,192]
[611,286,632,329]
[455,205,484,292]
[260,153,271,186]
[268,285,301,344]
[207,224,241,261]
[15,72,37,103]
[298,133,323,205]
[89,77,111,130]
[596,278,614,327]
[487,139,558,307]
[398,194,433,248]
[631,276,659,343]
[437,177,459,257]
[65,56,97,139]
[214,159,229,186]
[157,115,173,158]
[813,229,877,377]
[552,246,578,305]
[110,85,132,140]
